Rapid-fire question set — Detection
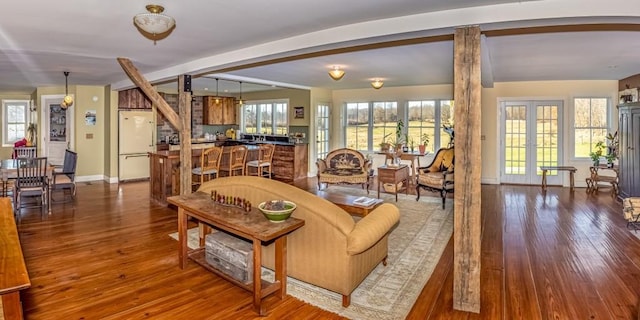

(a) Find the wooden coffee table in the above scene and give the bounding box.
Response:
[316,190,383,217]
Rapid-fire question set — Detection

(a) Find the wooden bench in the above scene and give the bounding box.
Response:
[0,197,30,319]
[540,166,577,191]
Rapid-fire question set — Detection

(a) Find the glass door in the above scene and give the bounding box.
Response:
[316,103,330,160]
[501,100,562,185]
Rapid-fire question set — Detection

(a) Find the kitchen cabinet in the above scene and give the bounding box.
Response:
[118,88,151,109]
[618,102,640,198]
[203,96,236,125]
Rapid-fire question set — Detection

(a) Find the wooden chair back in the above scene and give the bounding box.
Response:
[228,145,248,176]
[16,157,48,189]
[14,147,37,158]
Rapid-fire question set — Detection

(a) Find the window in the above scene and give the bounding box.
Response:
[3,100,29,146]
[344,99,453,152]
[241,100,289,135]
[573,97,608,158]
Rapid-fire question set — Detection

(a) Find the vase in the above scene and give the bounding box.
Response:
[418,145,426,155]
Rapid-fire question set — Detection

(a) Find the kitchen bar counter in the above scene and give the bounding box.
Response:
[149,142,307,205]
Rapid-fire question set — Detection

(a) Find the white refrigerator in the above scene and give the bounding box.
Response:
[119,110,155,181]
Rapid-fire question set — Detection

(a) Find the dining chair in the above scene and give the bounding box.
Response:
[224,145,248,176]
[51,149,78,202]
[13,157,49,214]
[245,144,275,178]
[13,146,37,158]
[192,146,223,188]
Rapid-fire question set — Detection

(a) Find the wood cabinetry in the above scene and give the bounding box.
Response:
[618,103,640,198]
[118,88,151,109]
[272,144,308,181]
[203,96,236,125]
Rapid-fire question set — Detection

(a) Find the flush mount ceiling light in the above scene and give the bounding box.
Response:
[61,71,73,110]
[134,4,176,44]
[371,79,384,89]
[328,66,345,81]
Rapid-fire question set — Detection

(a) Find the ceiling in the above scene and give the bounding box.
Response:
[2,0,640,95]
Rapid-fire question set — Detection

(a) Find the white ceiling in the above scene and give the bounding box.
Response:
[1,0,640,94]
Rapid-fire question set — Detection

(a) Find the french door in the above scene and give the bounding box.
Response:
[316,103,330,160]
[500,100,562,185]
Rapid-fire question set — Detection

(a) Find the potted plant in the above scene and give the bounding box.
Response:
[394,120,405,151]
[408,136,415,153]
[418,133,429,155]
[605,152,616,168]
[379,133,392,152]
[589,141,606,166]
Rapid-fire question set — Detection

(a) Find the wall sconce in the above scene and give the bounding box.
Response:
[371,79,384,89]
[328,66,345,81]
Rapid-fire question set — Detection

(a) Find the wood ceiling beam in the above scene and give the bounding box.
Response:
[117,57,182,131]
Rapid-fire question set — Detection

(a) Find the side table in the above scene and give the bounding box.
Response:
[377,164,410,201]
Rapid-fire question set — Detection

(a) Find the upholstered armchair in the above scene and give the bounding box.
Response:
[416,147,454,209]
[316,148,371,193]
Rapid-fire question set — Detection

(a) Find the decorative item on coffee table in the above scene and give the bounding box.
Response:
[258,200,296,222]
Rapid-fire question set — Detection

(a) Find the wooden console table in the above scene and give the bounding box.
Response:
[540,166,577,191]
[167,192,305,316]
[0,197,31,319]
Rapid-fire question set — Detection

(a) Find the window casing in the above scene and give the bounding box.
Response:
[241,99,289,135]
[573,97,609,158]
[2,100,29,146]
[344,99,454,152]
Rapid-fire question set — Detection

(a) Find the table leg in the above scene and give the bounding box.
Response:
[275,236,287,299]
[541,170,548,190]
[178,208,188,269]
[252,239,265,315]
[2,292,24,319]
[377,180,381,199]
[570,171,575,192]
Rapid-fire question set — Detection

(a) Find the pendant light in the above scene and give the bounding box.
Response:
[214,78,220,104]
[61,71,73,109]
[237,81,244,105]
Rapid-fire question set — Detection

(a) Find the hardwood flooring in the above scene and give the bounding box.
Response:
[14,180,640,319]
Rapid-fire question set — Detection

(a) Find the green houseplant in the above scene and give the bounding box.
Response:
[589,141,606,166]
[418,133,429,155]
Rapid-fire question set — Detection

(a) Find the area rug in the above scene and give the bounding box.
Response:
[169,187,453,320]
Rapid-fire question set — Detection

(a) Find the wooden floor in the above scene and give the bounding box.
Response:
[14,180,640,319]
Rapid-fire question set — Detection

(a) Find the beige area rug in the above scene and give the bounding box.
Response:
[169,187,453,320]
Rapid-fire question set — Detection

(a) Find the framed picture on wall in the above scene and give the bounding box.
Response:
[294,106,304,119]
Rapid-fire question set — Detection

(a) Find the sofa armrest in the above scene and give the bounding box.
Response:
[316,159,327,173]
[346,203,400,255]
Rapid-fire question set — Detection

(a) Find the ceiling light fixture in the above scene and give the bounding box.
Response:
[134,4,176,44]
[371,79,384,90]
[61,71,73,110]
[237,81,244,105]
[328,66,345,81]
[214,78,220,104]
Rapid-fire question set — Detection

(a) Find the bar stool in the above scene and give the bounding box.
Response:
[226,145,248,176]
[246,144,275,178]
[192,146,223,188]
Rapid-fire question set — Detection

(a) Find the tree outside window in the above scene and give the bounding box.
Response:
[3,100,29,146]
[574,98,608,158]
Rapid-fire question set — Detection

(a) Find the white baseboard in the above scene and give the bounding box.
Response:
[76,175,105,183]
[481,178,499,185]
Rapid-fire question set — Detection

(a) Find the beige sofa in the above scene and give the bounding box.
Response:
[197,176,400,307]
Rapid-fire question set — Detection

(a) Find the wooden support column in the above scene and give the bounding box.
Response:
[452,26,481,313]
[178,76,192,195]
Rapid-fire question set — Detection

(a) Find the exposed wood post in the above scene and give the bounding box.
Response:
[117,58,182,130]
[178,76,192,195]
[452,26,482,313]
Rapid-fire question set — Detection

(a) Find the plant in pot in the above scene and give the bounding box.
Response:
[589,141,605,166]
[379,133,392,152]
[395,120,405,151]
[605,152,616,168]
[408,136,415,153]
[418,133,429,155]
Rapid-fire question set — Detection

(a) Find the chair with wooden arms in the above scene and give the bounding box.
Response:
[13,157,49,214]
[51,149,78,202]
[415,147,454,209]
[192,146,223,188]
[245,144,275,178]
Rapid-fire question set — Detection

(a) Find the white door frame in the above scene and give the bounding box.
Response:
[40,94,75,163]
[499,99,563,185]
